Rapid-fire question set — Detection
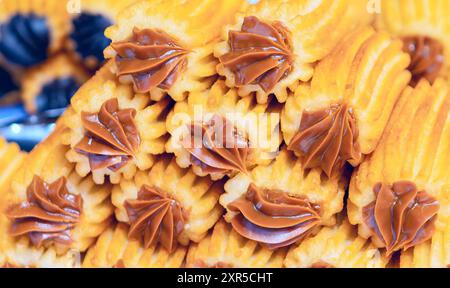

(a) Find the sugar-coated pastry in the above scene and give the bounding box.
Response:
[103,0,246,101]
[377,0,450,86]
[67,0,137,70]
[0,0,68,68]
[348,79,449,265]
[62,62,172,184]
[220,148,346,249]
[0,65,19,105]
[214,0,370,104]
[166,79,282,181]
[83,223,186,268]
[21,54,89,114]
[0,138,26,267]
[285,220,389,268]
[186,220,286,268]
[282,26,411,179]
[111,154,224,251]
[2,126,114,267]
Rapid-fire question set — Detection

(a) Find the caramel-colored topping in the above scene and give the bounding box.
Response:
[111,28,189,93]
[287,103,361,179]
[402,36,444,87]
[363,181,439,255]
[228,184,320,249]
[310,261,334,268]
[113,260,125,268]
[219,16,294,93]
[124,185,185,252]
[74,98,140,172]
[6,176,82,248]
[183,114,249,177]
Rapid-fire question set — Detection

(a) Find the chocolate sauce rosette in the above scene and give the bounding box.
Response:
[103,0,245,101]
[285,220,389,268]
[282,26,411,179]
[220,148,346,249]
[21,55,88,114]
[2,127,114,267]
[166,80,282,180]
[214,0,371,103]
[111,154,224,250]
[83,223,187,268]
[376,0,450,86]
[187,220,286,268]
[0,0,68,69]
[349,79,450,267]
[62,62,172,185]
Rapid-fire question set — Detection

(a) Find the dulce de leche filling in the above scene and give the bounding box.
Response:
[219,16,294,93]
[228,184,321,249]
[183,114,249,178]
[363,181,439,255]
[74,98,140,172]
[111,28,189,93]
[402,36,444,87]
[288,103,361,179]
[124,185,186,253]
[6,176,82,248]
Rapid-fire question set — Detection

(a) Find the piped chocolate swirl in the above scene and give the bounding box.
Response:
[288,103,361,179]
[6,176,82,248]
[74,98,140,172]
[111,28,190,93]
[363,181,439,255]
[219,16,294,93]
[125,185,186,252]
[228,184,321,249]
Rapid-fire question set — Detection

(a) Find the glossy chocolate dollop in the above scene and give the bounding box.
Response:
[70,12,113,66]
[363,181,439,255]
[402,36,444,87]
[35,77,81,113]
[0,14,49,67]
[6,176,82,247]
[183,114,249,177]
[219,16,294,93]
[124,185,186,252]
[74,98,140,172]
[228,184,321,249]
[287,103,361,179]
[111,28,189,93]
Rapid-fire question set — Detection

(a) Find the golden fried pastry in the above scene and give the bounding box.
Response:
[285,220,389,268]
[61,62,172,184]
[2,126,114,267]
[214,0,370,104]
[377,0,450,86]
[103,0,246,101]
[282,26,411,179]
[186,220,286,268]
[348,78,450,266]
[21,54,89,114]
[0,0,68,69]
[166,79,282,180]
[220,148,346,249]
[83,222,186,268]
[111,154,224,251]
[0,138,26,267]
[67,0,137,69]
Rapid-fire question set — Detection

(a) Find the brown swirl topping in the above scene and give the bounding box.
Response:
[124,185,186,252]
[219,16,294,93]
[183,114,249,177]
[6,176,82,248]
[287,103,361,179]
[111,28,189,93]
[402,36,444,87]
[363,181,440,255]
[228,184,321,249]
[74,98,140,172]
